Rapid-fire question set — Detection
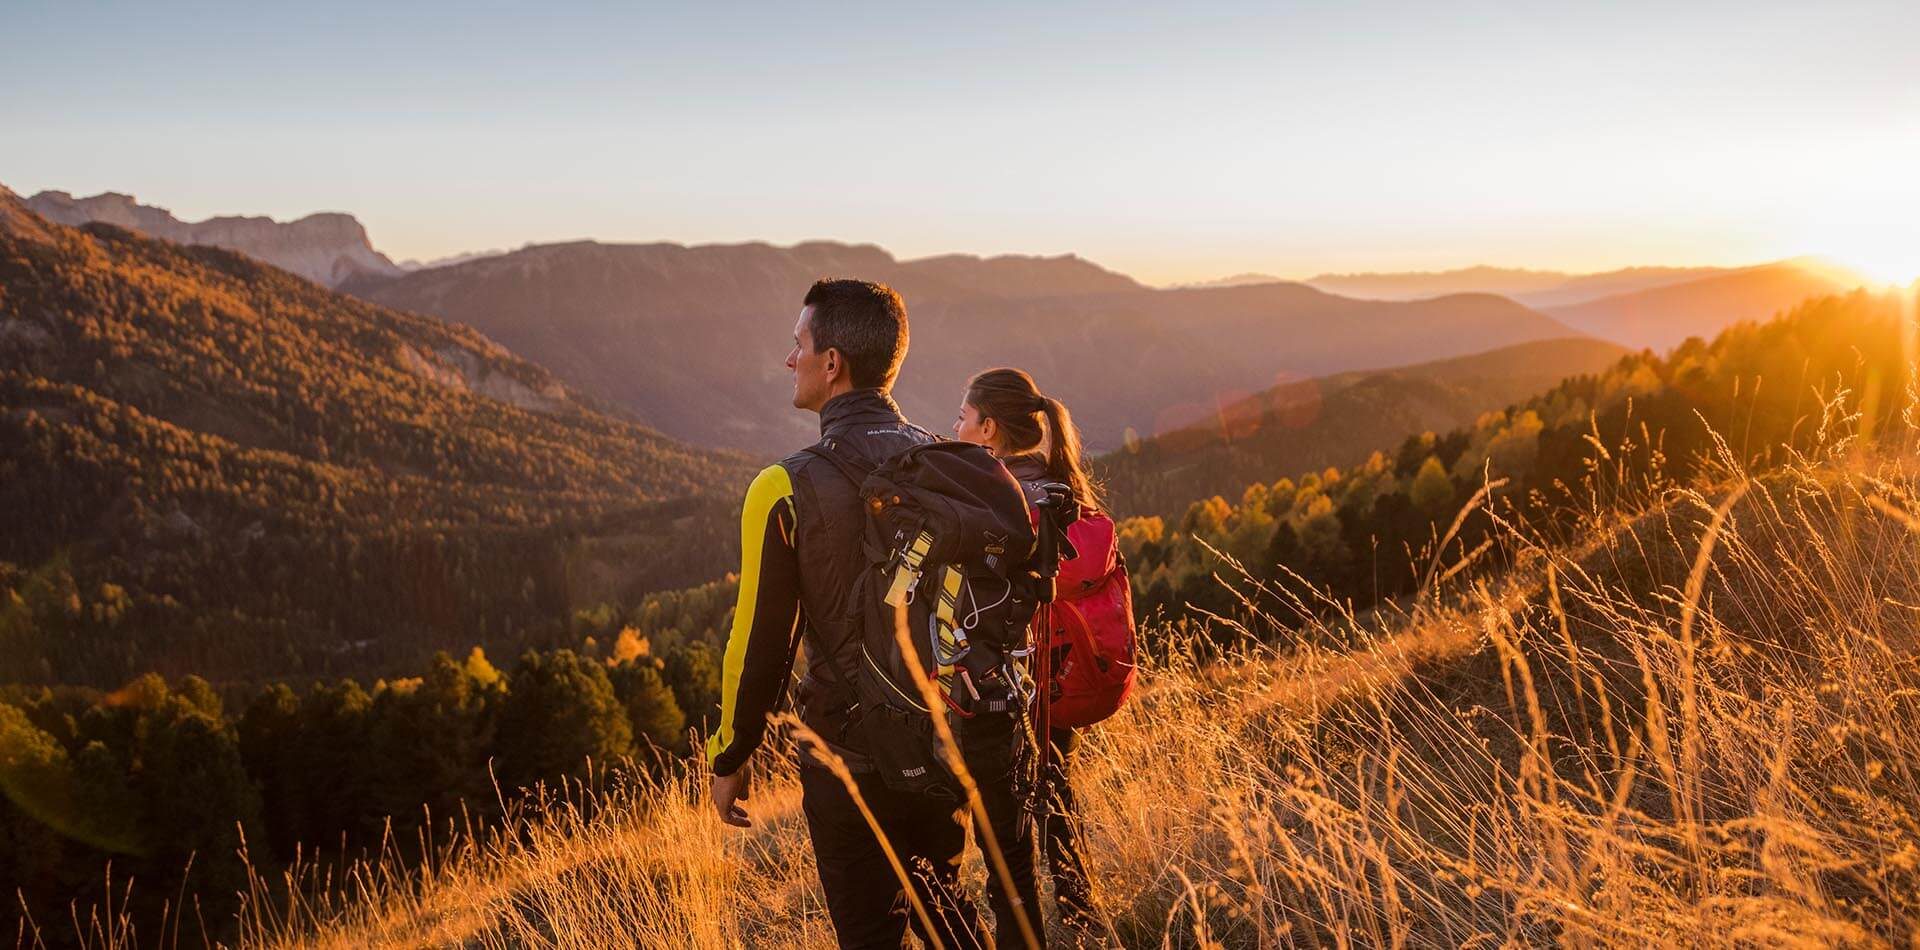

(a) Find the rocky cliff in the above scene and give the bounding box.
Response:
[24,190,404,288]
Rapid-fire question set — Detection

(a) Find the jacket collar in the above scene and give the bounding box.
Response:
[1002,451,1049,483]
[818,388,907,437]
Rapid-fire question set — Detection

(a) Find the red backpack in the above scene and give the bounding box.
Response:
[1035,511,1138,728]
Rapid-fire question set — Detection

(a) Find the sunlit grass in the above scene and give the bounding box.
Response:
[34,430,1920,948]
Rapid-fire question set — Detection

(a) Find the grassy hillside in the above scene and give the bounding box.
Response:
[1098,336,1632,519]
[0,190,756,687]
[193,441,1920,948]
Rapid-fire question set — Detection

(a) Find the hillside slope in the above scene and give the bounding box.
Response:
[351,246,1580,454]
[212,445,1920,948]
[0,187,754,685]
[1098,336,1633,519]
[1121,284,1918,626]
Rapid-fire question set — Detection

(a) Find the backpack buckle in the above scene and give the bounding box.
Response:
[884,563,920,606]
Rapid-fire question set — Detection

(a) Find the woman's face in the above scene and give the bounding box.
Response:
[953,399,998,452]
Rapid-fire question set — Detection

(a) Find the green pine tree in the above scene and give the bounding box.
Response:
[496,650,634,792]
[1409,456,1455,514]
[610,661,687,754]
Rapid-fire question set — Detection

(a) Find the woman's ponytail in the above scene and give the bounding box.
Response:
[965,367,1103,514]
[1039,395,1100,513]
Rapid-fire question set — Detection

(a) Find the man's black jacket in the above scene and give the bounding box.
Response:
[706,389,937,777]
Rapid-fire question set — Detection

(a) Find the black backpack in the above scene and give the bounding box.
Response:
[804,438,1039,799]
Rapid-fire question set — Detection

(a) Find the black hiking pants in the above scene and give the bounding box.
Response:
[800,762,982,948]
[963,711,1042,948]
[1043,726,1096,928]
[800,712,1036,949]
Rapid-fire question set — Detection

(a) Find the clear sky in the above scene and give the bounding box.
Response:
[6,1,1916,285]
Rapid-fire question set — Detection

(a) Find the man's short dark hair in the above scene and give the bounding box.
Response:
[803,279,909,391]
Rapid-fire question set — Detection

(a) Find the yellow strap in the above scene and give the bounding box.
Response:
[883,530,936,606]
[932,566,967,707]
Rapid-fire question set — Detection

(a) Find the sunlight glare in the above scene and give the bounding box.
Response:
[1823,226,1920,286]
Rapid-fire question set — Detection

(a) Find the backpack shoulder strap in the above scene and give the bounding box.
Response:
[802,437,877,488]
[789,439,877,702]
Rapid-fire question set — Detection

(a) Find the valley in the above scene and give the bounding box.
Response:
[3,183,1908,948]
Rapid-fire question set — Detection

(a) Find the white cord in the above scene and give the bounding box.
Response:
[960,577,1012,630]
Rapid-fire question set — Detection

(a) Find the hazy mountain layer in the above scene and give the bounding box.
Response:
[1541,260,1867,350]
[1301,264,1731,306]
[350,244,1580,455]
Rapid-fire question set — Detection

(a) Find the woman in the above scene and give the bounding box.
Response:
[954,367,1108,934]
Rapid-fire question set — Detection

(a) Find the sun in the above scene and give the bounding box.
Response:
[1843,251,1920,287]
[1814,228,1920,287]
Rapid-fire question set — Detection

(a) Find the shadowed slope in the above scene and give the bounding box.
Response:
[0,190,754,685]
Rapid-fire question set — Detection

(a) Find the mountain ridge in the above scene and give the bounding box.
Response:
[350,241,1580,455]
[1301,263,1731,305]
[22,189,404,288]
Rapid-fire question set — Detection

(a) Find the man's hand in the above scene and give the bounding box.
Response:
[711,761,753,828]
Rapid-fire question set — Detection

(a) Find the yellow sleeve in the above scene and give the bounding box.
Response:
[706,464,802,775]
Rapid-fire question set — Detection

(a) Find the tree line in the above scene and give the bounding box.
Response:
[1117,288,1917,634]
[1,628,725,947]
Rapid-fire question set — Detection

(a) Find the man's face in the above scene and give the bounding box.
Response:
[787,306,833,412]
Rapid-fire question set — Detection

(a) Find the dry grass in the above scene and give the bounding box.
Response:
[46,438,1920,948]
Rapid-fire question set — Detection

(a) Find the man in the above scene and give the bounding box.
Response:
[707,279,1034,948]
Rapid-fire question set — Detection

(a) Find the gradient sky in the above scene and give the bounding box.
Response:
[7,1,1916,285]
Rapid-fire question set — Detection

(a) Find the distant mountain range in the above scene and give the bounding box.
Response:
[1176,273,1295,290]
[1097,336,1633,519]
[398,247,520,271]
[1540,260,1868,351]
[1198,260,1868,351]
[3,180,1886,685]
[0,185,751,685]
[1297,264,1729,307]
[1204,259,1862,303]
[22,190,404,288]
[26,186,1867,454]
[346,245,1580,455]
